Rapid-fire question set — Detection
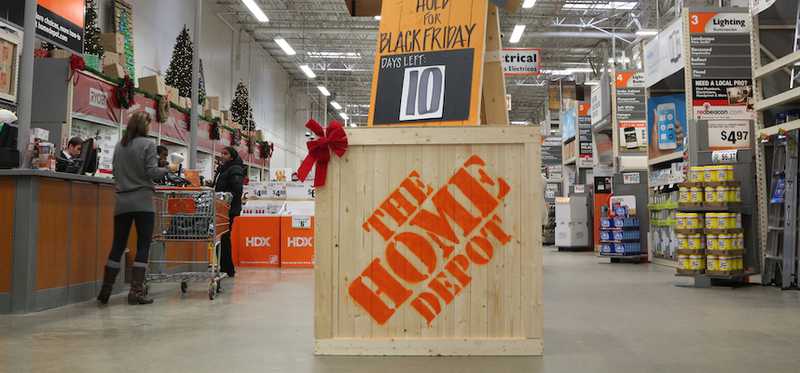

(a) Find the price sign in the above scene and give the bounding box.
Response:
[292,215,312,229]
[707,120,751,150]
[712,150,738,164]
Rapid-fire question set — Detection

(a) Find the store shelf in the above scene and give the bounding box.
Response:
[758,118,800,137]
[707,250,746,256]
[652,256,679,268]
[754,50,800,79]
[600,252,646,258]
[648,201,679,211]
[651,219,677,227]
[677,203,744,213]
[754,86,800,112]
[648,152,684,166]
[649,179,685,189]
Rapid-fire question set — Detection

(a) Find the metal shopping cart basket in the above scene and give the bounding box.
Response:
[147,187,232,300]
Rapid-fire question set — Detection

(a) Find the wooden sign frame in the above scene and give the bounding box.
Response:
[367,2,509,127]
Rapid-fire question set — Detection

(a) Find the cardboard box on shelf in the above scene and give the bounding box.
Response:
[255,129,265,142]
[232,216,282,268]
[180,97,191,109]
[138,75,167,96]
[103,64,126,80]
[100,33,125,54]
[280,216,315,268]
[50,49,72,59]
[102,52,120,67]
[205,96,220,111]
[220,110,230,122]
[204,108,221,119]
[167,86,180,106]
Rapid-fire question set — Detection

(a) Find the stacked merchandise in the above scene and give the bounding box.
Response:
[648,161,687,260]
[599,203,642,257]
[543,204,555,245]
[675,165,745,276]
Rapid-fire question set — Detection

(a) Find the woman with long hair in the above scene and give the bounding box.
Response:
[97,112,174,305]
[214,146,245,278]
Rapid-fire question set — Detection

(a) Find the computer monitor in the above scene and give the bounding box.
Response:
[78,138,99,175]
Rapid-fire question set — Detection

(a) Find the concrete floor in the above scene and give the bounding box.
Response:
[2,248,800,373]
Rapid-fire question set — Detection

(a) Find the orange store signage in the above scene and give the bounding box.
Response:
[348,155,512,325]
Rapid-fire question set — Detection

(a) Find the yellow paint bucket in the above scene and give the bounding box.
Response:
[704,166,717,182]
[705,186,717,203]
[716,186,729,203]
[718,235,734,250]
[706,234,719,251]
[676,213,687,230]
[690,255,706,271]
[705,213,719,229]
[677,233,689,249]
[679,186,690,203]
[688,234,705,250]
[690,187,704,203]
[719,256,733,271]
[707,255,719,272]
[679,255,691,270]
[689,166,705,183]
[719,165,734,181]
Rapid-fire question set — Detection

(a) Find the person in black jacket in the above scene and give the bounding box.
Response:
[214,146,244,278]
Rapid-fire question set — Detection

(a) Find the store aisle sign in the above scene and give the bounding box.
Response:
[616,71,647,153]
[689,12,750,33]
[350,157,512,325]
[707,120,751,150]
[369,0,487,126]
[502,48,541,76]
[644,18,683,88]
[36,0,85,53]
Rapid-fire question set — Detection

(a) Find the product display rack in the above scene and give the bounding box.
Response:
[750,1,800,289]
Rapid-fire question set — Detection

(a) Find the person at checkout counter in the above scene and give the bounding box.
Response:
[55,137,83,173]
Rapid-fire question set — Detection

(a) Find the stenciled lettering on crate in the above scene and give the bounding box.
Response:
[348,155,512,325]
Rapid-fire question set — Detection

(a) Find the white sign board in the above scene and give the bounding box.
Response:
[712,150,739,164]
[644,18,684,87]
[502,48,541,76]
[622,172,641,184]
[707,120,751,150]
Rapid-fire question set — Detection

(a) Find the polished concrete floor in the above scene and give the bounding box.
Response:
[2,248,800,373]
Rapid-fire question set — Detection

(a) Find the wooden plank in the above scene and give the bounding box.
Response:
[481,4,510,127]
[36,179,70,290]
[347,127,538,146]
[753,50,800,79]
[315,338,543,356]
[69,182,99,285]
[0,178,15,293]
[314,145,337,339]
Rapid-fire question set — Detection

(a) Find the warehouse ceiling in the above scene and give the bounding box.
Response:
[215,0,674,125]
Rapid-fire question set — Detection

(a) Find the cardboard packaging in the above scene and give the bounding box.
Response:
[103,64,126,79]
[138,75,167,96]
[50,49,72,59]
[280,216,315,268]
[204,108,221,119]
[232,216,282,267]
[180,97,191,109]
[205,96,220,111]
[167,86,180,106]
[102,52,120,67]
[100,33,125,54]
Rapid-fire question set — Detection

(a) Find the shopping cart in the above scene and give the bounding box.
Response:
[147,187,232,300]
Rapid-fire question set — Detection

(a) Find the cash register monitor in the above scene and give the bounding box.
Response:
[78,138,99,175]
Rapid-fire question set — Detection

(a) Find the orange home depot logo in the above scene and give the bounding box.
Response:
[348,155,512,326]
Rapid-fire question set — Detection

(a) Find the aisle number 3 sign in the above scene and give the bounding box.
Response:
[368,0,488,126]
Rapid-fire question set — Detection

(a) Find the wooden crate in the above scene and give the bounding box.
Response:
[314,126,543,356]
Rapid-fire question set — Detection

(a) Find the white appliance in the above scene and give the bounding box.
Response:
[555,195,590,249]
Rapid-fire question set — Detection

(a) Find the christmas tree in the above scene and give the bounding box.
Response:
[165,25,206,104]
[84,0,104,57]
[231,81,255,131]
[199,58,206,106]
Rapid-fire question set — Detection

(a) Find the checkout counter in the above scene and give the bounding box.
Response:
[0,170,118,314]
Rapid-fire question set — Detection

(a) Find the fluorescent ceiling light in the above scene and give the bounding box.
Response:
[374,15,381,21]
[563,1,636,10]
[511,121,529,125]
[567,67,593,73]
[349,123,357,128]
[636,29,658,37]
[339,112,349,120]
[522,0,537,8]
[330,101,342,110]
[274,37,296,56]
[306,51,362,60]
[299,64,316,79]
[509,24,526,44]
[241,0,269,22]
[317,86,330,96]
[585,81,600,86]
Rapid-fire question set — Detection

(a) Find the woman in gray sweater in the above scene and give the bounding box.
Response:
[97,112,174,305]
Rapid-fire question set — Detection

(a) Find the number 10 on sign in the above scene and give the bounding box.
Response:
[400,66,446,121]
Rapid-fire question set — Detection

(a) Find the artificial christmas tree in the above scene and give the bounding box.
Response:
[231,81,255,131]
[83,0,104,70]
[165,25,206,106]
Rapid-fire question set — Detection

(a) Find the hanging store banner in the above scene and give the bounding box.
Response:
[647,94,687,160]
[578,124,592,168]
[615,71,647,153]
[368,0,488,126]
[750,0,777,15]
[502,48,541,76]
[689,11,754,121]
[36,0,85,54]
[72,71,120,125]
[644,18,684,87]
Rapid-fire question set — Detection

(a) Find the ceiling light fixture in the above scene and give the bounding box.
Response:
[567,67,593,73]
[317,86,331,96]
[274,37,296,56]
[299,64,316,79]
[374,15,382,21]
[340,112,349,120]
[330,101,342,110]
[240,0,269,23]
[522,0,537,8]
[509,24,526,44]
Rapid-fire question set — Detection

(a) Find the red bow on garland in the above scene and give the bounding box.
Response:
[68,54,85,84]
[297,119,348,187]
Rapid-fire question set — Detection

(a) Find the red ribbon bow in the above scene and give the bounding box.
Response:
[297,119,348,187]
[68,54,86,83]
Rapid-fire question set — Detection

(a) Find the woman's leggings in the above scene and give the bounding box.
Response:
[105,212,155,270]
